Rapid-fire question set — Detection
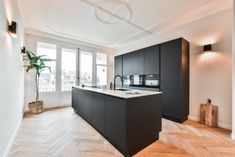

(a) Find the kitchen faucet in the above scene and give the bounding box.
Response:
[114,75,123,90]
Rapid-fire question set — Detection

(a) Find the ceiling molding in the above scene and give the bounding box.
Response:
[81,0,152,34]
[25,28,115,51]
[20,0,233,49]
[111,0,233,48]
[94,0,132,25]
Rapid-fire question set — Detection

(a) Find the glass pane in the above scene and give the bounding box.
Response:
[37,42,56,92]
[61,48,76,91]
[97,65,107,86]
[96,53,107,65]
[80,51,93,86]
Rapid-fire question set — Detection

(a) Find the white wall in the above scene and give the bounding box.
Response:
[0,0,25,156]
[232,0,235,140]
[24,33,114,110]
[116,9,233,129]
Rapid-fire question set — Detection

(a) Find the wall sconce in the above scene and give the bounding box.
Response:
[8,21,17,38]
[21,46,26,54]
[203,44,212,53]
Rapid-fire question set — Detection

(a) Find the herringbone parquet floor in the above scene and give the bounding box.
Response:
[8,107,235,157]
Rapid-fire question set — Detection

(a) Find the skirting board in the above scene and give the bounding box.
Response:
[232,132,235,140]
[3,116,23,157]
[188,115,232,130]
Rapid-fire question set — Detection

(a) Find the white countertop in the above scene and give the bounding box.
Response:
[73,86,162,99]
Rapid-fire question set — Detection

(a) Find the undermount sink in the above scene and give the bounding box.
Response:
[125,91,140,94]
[115,88,130,91]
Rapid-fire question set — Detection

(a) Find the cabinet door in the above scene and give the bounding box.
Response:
[79,91,92,122]
[72,87,78,111]
[132,50,144,75]
[144,45,159,75]
[91,93,105,133]
[72,88,82,112]
[160,39,182,90]
[161,89,184,120]
[123,50,144,75]
[104,96,126,150]
[114,55,122,76]
[123,53,132,75]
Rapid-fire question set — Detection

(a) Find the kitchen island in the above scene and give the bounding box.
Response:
[72,86,162,157]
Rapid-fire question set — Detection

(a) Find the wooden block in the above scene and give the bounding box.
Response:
[200,103,218,128]
[200,104,206,124]
[205,104,218,128]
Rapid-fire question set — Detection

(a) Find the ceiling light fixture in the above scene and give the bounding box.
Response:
[8,21,17,38]
[94,0,132,25]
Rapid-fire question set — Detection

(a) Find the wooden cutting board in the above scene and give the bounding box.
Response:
[200,101,218,128]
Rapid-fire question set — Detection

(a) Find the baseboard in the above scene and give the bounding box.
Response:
[3,115,23,157]
[188,115,232,130]
[232,131,235,140]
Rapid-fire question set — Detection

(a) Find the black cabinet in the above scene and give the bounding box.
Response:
[79,91,92,122]
[72,87,82,113]
[72,87,79,111]
[132,50,144,75]
[144,45,160,75]
[123,50,144,75]
[160,38,189,122]
[114,37,189,123]
[114,55,123,76]
[161,89,184,120]
[123,52,133,75]
[160,39,182,89]
[91,92,105,133]
[119,45,159,76]
[104,96,126,153]
[72,87,162,157]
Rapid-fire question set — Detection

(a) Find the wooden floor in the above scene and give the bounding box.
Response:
[8,107,235,157]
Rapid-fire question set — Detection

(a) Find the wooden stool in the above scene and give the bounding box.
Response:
[200,99,218,128]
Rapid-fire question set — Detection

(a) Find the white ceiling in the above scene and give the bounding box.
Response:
[18,0,232,49]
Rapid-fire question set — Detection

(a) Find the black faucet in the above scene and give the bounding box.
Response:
[114,75,123,90]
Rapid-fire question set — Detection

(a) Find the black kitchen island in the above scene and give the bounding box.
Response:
[72,86,162,157]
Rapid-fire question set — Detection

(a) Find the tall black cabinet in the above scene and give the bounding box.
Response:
[114,37,189,123]
[160,38,189,122]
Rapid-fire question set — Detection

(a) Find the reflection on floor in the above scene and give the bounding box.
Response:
[8,107,235,157]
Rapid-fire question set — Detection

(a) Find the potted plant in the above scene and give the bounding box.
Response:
[23,49,55,114]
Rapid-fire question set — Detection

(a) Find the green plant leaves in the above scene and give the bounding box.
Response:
[23,50,55,75]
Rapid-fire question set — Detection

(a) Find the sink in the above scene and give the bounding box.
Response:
[125,91,140,94]
[115,88,130,91]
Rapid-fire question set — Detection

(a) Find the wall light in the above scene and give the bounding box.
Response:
[203,44,212,53]
[8,21,17,38]
[21,46,26,54]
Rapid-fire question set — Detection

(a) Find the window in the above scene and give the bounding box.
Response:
[80,51,93,86]
[37,42,56,92]
[61,48,77,91]
[96,53,107,86]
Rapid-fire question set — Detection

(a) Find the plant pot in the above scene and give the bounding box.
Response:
[28,101,44,114]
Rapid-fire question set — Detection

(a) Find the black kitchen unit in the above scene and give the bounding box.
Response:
[114,37,189,123]
[160,38,189,122]
[72,86,162,157]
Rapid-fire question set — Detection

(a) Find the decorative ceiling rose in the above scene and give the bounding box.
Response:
[94,0,132,25]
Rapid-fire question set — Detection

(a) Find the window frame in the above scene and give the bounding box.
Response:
[95,52,108,86]
[36,41,57,93]
[79,49,94,86]
[60,47,79,92]
[35,39,108,93]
